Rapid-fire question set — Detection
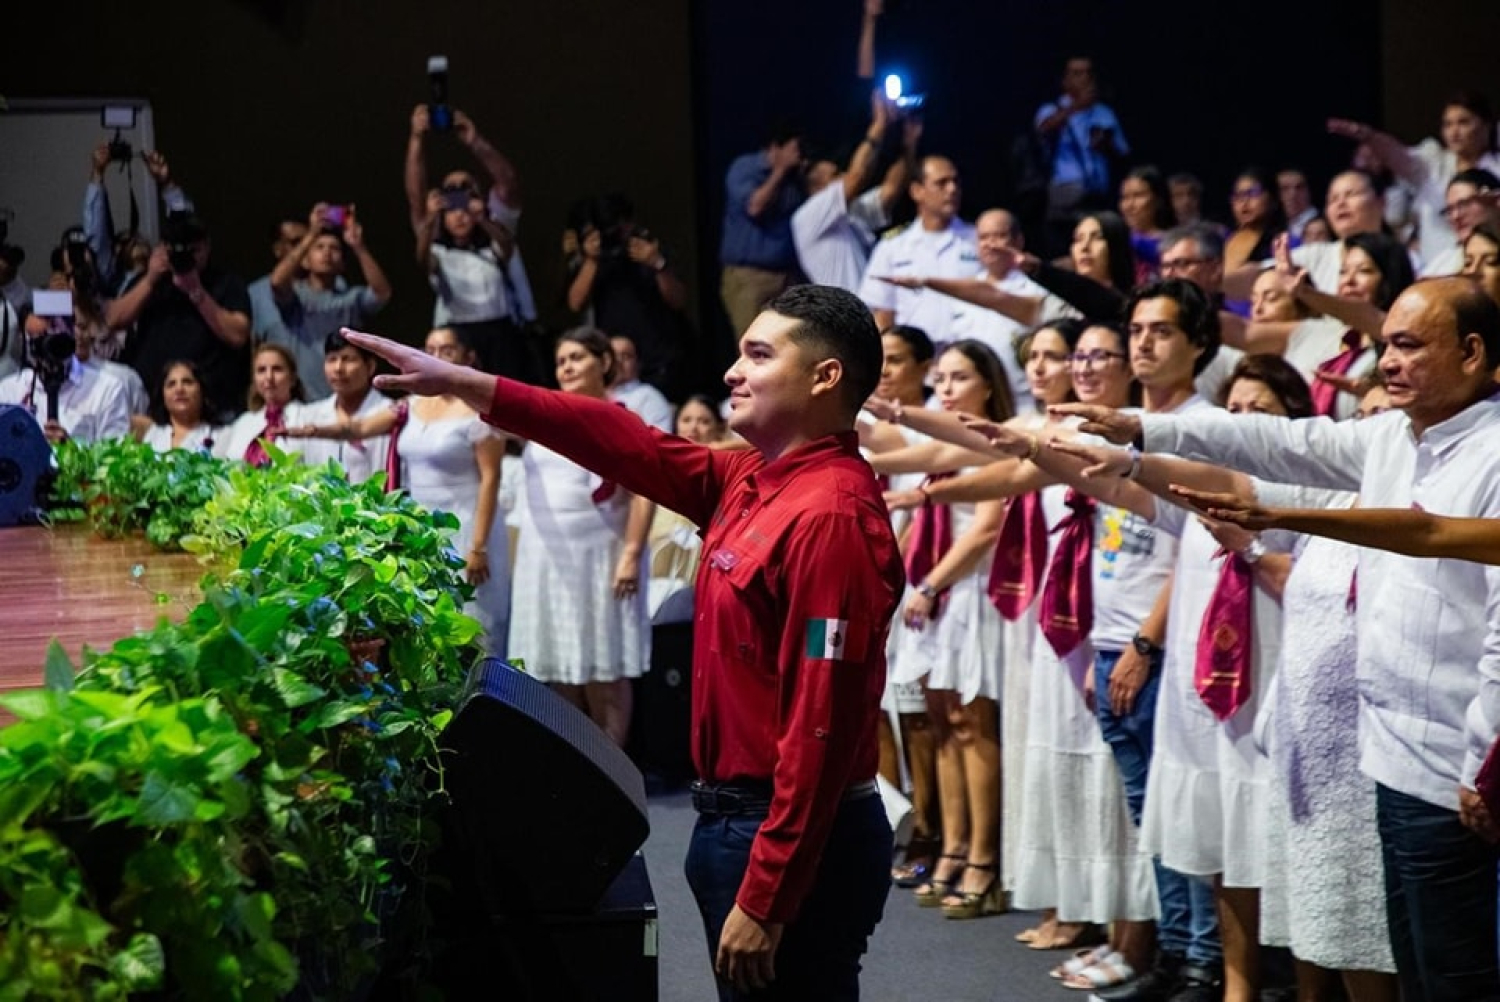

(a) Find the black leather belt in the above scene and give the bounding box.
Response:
[690,779,879,817]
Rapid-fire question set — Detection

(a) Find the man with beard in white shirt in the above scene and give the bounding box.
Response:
[1056,276,1500,1002]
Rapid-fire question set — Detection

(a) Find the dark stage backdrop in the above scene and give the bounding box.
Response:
[0,0,699,350]
[690,0,1385,368]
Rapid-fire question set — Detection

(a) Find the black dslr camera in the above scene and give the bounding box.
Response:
[162,212,206,275]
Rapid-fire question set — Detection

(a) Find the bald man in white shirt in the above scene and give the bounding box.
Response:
[1056,277,1500,1002]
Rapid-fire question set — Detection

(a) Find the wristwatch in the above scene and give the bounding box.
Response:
[1131,633,1163,657]
[1240,538,1267,564]
[916,582,939,600]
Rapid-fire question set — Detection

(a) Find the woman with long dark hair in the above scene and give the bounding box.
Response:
[1224,167,1288,271]
[137,359,221,452]
[1119,165,1174,282]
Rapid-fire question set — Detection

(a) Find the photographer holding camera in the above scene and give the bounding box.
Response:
[266,203,392,399]
[108,211,252,422]
[83,146,193,297]
[405,104,539,383]
[564,192,690,397]
[0,298,131,445]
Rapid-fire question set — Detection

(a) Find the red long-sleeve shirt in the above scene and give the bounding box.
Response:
[481,378,903,923]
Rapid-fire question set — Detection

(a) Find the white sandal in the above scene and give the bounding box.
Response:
[1060,950,1137,991]
[1049,943,1112,980]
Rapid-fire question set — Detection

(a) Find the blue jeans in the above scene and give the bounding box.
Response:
[684,792,891,1001]
[1376,783,1500,1001]
[1095,648,1221,967]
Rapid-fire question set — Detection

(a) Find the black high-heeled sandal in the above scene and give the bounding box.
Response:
[913,853,966,907]
[941,862,1007,920]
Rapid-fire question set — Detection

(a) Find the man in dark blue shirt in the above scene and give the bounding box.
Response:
[720,125,808,341]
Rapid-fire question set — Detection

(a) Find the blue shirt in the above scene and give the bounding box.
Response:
[1034,99,1129,195]
[262,281,382,399]
[719,151,805,270]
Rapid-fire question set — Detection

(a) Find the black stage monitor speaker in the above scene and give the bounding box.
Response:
[440,658,650,914]
[0,405,51,528]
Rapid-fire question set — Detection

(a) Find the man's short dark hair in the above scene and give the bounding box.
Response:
[324,330,376,361]
[1435,277,1500,370]
[1451,168,1500,192]
[1125,278,1221,375]
[766,284,882,414]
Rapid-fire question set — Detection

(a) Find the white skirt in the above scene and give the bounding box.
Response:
[1011,642,1158,922]
[509,506,649,684]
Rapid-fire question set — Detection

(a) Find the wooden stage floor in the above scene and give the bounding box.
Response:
[0,525,204,706]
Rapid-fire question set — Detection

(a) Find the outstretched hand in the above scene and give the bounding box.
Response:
[1313,368,1365,399]
[1047,404,1140,445]
[956,413,1030,457]
[876,274,925,289]
[342,328,478,399]
[1167,485,1280,530]
[1048,437,1131,478]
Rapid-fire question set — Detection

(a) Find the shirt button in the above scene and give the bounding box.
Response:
[814,728,827,738]
[739,509,749,519]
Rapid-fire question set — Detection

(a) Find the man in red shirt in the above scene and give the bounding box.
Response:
[346,283,903,1000]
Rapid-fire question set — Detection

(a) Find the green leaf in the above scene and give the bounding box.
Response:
[43,640,75,693]
[134,770,200,826]
[0,689,55,720]
[312,701,366,730]
[107,932,165,989]
[270,668,326,709]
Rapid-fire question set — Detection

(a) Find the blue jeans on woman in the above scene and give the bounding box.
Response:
[684,791,891,1001]
[1095,647,1221,968]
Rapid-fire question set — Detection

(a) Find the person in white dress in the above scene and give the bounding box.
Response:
[214,342,308,465]
[296,332,391,483]
[286,327,511,657]
[509,328,655,746]
[879,340,1014,919]
[134,359,222,453]
[858,324,941,886]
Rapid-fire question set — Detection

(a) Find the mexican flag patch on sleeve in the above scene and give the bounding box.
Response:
[805,618,865,661]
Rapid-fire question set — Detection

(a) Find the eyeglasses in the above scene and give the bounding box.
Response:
[1068,349,1127,369]
[1442,193,1491,219]
[1160,256,1208,273]
[1231,186,1266,202]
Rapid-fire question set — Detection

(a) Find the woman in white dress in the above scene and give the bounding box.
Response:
[214,343,308,465]
[287,327,511,657]
[133,360,222,453]
[509,328,654,747]
[885,340,1014,919]
[858,325,941,887]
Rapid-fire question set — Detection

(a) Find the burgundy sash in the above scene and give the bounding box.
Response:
[383,400,409,490]
[244,404,284,468]
[904,474,954,614]
[1195,548,1254,720]
[1038,490,1095,657]
[1310,330,1364,417]
[988,492,1048,620]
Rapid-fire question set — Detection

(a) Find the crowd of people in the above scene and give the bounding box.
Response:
[2,3,1500,997]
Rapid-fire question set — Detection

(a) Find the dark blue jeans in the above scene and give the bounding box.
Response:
[1375,783,1500,1002]
[1095,647,1222,967]
[684,792,891,1001]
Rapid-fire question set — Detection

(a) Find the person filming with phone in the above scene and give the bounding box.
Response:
[405,101,539,383]
[266,203,392,399]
